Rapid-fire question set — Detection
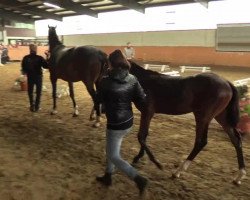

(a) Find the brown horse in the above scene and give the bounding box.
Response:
[108,49,246,185]
[48,26,108,126]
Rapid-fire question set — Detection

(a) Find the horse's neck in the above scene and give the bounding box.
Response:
[49,33,62,50]
[50,44,65,54]
[48,44,67,67]
[131,63,152,79]
[49,41,63,50]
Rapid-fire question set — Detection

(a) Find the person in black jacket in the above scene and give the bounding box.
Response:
[96,49,148,196]
[21,44,48,112]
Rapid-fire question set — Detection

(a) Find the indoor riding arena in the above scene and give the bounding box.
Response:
[1,1,250,200]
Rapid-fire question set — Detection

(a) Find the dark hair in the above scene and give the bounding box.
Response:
[109,49,131,70]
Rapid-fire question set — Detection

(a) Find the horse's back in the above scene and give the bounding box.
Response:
[74,45,106,57]
[52,45,107,82]
[189,73,232,94]
[141,72,233,114]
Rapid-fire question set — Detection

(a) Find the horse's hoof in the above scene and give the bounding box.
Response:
[89,116,95,121]
[132,158,139,165]
[232,180,241,185]
[232,169,246,186]
[172,172,180,179]
[73,111,79,117]
[92,122,101,128]
[50,110,58,115]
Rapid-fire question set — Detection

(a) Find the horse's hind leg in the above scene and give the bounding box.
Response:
[68,82,79,117]
[215,112,246,185]
[83,81,101,127]
[50,76,58,115]
[173,113,210,178]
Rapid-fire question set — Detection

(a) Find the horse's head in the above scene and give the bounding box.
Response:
[109,49,131,70]
[48,25,62,51]
[48,25,57,35]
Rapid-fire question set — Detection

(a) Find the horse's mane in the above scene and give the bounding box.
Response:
[129,61,162,80]
[48,27,63,51]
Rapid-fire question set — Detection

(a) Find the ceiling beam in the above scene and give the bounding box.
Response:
[0,9,35,23]
[194,0,209,8]
[0,0,62,21]
[110,0,145,13]
[44,0,98,18]
[139,0,221,8]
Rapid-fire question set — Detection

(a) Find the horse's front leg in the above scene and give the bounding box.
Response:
[68,82,79,117]
[132,113,148,164]
[50,76,58,115]
[133,109,163,169]
[89,106,96,121]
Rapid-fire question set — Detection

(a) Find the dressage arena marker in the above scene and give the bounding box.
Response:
[162,71,180,76]
[180,66,211,73]
[233,78,250,86]
[144,64,180,76]
[144,64,170,72]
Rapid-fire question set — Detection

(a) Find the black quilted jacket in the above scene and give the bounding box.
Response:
[97,68,146,130]
[21,53,48,78]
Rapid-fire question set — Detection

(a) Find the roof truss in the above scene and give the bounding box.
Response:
[0,0,224,22]
[43,0,98,17]
[110,0,145,13]
[0,9,35,23]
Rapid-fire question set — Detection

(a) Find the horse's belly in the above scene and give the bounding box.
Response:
[155,103,192,115]
[156,109,191,115]
[56,68,81,82]
[59,75,81,82]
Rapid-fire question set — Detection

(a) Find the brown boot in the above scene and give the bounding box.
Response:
[96,173,112,186]
[134,175,148,195]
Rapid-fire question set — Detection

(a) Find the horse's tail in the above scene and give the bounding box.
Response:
[226,81,240,127]
[99,51,109,77]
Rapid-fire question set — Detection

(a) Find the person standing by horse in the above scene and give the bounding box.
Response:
[21,44,48,112]
[96,49,148,196]
[124,42,135,60]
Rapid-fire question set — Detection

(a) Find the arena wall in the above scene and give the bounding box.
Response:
[8,29,250,68]
[63,29,250,67]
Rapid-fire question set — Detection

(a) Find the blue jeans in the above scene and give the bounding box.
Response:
[105,127,138,179]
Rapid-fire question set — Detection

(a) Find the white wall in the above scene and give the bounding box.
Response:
[64,29,216,47]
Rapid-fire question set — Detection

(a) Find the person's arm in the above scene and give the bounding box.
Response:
[21,56,27,75]
[40,56,49,69]
[123,47,127,58]
[96,81,104,104]
[132,47,135,59]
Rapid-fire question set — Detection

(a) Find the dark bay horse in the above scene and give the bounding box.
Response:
[48,26,108,126]
[108,49,246,185]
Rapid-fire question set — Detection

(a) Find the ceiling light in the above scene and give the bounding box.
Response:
[43,2,61,9]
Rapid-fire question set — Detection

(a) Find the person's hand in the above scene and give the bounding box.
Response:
[44,50,50,57]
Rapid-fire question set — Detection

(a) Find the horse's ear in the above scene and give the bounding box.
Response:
[55,25,57,29]
[48,25,50,28]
